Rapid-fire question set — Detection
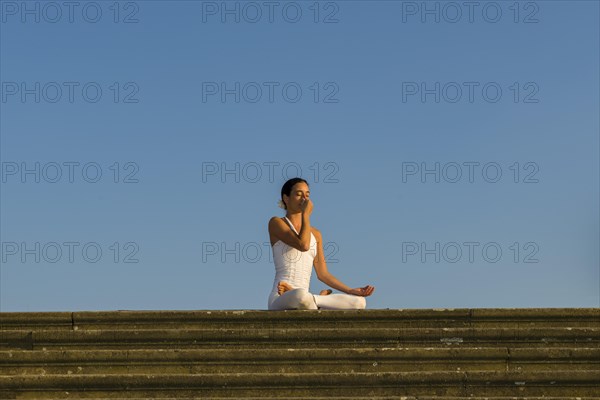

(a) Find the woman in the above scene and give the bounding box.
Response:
[267,177,375,310]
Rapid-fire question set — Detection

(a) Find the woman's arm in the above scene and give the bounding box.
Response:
[268,199,314,252]
[269,217,311,251]
[297,208,312,251]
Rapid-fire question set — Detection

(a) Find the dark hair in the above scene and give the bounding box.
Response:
[280,177,309,210]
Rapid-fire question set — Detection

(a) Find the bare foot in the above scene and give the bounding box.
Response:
[277,281,293,295]
[319,289,333,295]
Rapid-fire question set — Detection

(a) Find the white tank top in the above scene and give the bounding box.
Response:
[268,216,317,309]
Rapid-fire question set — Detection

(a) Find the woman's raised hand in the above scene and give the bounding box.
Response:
[348,285,375,297]
[300,198,313,215]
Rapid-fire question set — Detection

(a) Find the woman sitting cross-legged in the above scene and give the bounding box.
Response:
[267,177,375,311]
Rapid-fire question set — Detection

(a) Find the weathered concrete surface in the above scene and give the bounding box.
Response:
[0,308,598,398]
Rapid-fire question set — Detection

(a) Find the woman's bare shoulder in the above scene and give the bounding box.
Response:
[311,226,322,239]
[268,216,285,229]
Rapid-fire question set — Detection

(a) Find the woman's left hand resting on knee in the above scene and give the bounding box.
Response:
[347,285,375,297]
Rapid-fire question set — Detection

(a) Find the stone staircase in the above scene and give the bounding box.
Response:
[0,308,598,399]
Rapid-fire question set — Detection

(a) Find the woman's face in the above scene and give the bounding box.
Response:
[283,182,310,211]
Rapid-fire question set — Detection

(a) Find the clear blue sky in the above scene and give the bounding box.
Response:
[1,0,598,311]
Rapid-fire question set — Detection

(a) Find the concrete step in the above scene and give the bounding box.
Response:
[8,392,600,400]
[1,347,598,375]
[2,309,598,331]
[2,327,598,350]
[1,371,599,397]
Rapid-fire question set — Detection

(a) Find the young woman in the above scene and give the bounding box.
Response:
[267,177,375,310]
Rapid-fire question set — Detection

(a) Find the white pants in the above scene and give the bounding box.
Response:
[268,288,366,311]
